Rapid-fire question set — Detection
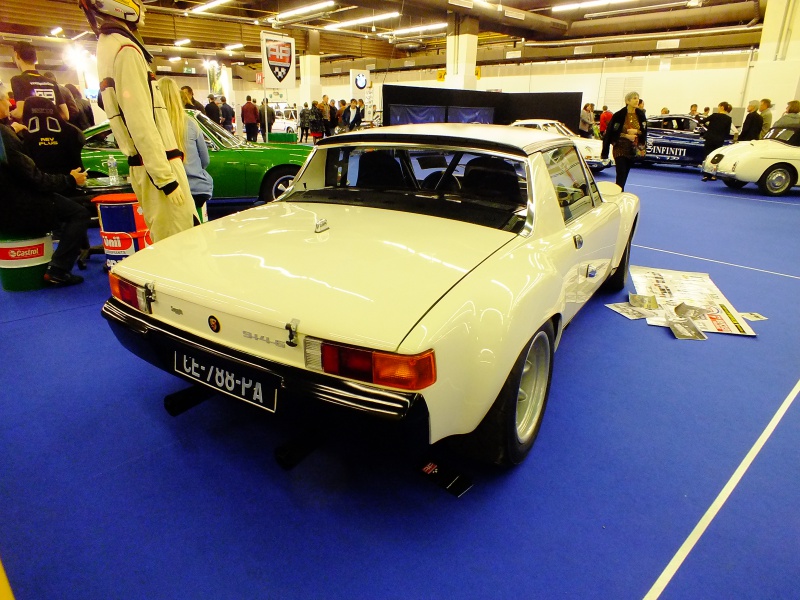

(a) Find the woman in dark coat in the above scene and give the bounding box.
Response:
[604,91,647,192]
[309,100,324,144]
[700,102,733,181]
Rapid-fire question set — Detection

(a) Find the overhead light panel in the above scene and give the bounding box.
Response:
[168,56,181,62]
[225,43,244,51]
[323,11,400,31]
[585,1,689,18]
[191,0,235,14]
[551,0,636,13]
[50,27,63,36]
[380,23,448,37]
[448,0,473,8]
[272,1,335,21]
[174,38,191,46]
[71,31,92,41]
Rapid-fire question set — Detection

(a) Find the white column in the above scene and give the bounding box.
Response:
[299,54,321,105]
[746,0,800,108]
[445,14,478,90]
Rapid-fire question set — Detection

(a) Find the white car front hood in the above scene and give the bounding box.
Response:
[711,139,792,161]
[115,201,516,350]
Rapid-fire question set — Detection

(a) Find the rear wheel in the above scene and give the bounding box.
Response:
[722,178,747,190]
[468,321,554,466]
[259,165,300,202]
[603,233,632,292]
[757,163,797,196]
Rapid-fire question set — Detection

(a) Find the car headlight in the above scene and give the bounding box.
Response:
[710,153,724,165]
[304,337,436,390]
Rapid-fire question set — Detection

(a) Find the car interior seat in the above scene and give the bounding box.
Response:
[356,151,405,188]
[421,171,460,192]
[462,156,521,202]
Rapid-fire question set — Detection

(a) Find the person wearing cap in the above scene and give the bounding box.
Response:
[205,93,221,125]
[738,100,763,142]
[10,41,70,122]
[759,99,773,139]
[79,0,195,242]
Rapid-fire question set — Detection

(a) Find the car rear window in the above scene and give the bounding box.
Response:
[286,145,529,232]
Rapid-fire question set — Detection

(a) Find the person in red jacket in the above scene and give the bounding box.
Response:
[598,105,613,136]
[241,96,259,143]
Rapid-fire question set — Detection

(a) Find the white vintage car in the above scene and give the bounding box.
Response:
[102,124,639,466]
[702,125,800,196]
[511,118,613,171]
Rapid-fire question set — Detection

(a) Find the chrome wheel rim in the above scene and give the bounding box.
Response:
[516,330,551,443]
[272,175,295,199]
[765,168,791,194]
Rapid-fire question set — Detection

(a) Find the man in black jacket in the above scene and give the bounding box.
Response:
[738,100,764,142]
[0,87,89,286]
[205,94,221,125]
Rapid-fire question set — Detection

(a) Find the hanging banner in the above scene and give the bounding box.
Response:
[260,31,296,89]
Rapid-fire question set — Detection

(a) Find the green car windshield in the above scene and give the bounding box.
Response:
[192,110,248,149]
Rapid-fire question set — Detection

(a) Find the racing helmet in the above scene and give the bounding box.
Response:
[79,0,143,24]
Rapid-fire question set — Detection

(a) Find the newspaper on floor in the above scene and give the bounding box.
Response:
[629,266,756,336]
[740,312,769,321]
[605,303,656,320]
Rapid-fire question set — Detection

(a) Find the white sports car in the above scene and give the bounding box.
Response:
[702,125,800,196]
[511,118,613,171]
[102,124,639,466]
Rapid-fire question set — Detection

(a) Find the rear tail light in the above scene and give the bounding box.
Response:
[305,338,436,390]
[109,273,153,313]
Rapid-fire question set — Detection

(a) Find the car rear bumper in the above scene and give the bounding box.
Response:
[101,298,423,420]
[586,158,613,170]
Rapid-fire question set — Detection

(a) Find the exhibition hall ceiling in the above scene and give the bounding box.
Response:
[0,0,766,71]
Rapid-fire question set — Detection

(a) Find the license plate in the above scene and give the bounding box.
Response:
[174,349,280,412]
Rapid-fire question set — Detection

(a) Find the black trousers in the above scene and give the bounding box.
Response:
[615,155,634,192]
[245,123,258,142]
[50,193,90,272]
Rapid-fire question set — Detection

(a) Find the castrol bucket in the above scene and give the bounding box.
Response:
[92,193,151,269]
[0,235,54,291]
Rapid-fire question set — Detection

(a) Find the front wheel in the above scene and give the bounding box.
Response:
[259,165,300,202]
[757,163,797,196]
[469,321,554,466]
[722,178,747,190]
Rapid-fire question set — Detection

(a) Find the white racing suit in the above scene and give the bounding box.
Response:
[96,25,195,242]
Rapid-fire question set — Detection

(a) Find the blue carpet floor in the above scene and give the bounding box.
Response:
[1,166,799,599]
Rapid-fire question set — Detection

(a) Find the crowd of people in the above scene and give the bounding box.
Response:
[177,88,371,144]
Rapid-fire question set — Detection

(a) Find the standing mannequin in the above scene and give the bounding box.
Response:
[79,0,195,242]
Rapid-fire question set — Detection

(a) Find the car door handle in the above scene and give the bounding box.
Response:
[573,234,583,249]
[587,264,597,278]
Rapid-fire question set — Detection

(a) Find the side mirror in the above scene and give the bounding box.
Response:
[596,181,622,197]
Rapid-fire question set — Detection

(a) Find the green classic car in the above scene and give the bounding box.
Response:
[81,110,311,203]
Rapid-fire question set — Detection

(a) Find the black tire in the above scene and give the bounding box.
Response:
[286,127,294,134]
[259,165,300,202]
[468,321,555,466]
[603,233,632,292]
[722,178,747,190]
[757,163,797,196]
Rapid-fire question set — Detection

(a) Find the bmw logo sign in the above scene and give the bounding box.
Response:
[355,73,367,89]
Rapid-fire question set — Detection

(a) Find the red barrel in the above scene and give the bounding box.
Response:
[91,193,151,269]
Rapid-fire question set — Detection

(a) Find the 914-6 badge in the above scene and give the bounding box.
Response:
[208,316,221,333]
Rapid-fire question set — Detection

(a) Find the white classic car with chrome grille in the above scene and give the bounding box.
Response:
[102,124,639,466]
[511,118,613,171]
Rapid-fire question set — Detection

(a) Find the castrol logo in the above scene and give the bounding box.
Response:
[0,244,45,260]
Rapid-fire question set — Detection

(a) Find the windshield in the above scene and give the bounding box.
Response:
[193,111,246,149]
[764,127,800,146]
[286,144,530,232]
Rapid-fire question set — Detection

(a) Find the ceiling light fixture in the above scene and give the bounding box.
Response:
[379,22,448,37]
[272,1,335,21]
[168,56,181,62]
[174,38,191,46]
[224,43,244,51]
[71,31,92,41]
[50,27,63,36]
[551,0,636,13]
[323,11,400,31]
[585,0,689,18]
[191,0,235,15]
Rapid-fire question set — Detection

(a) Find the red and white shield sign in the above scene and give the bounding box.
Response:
[267,42,292,83]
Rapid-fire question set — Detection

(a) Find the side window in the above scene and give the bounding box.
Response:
[543,146,595,224]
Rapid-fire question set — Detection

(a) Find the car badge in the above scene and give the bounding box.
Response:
[285,318,300,347]
[208,316,221,333]
[315,218,329,233]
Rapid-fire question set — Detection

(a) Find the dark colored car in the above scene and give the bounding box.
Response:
[643,114,733,168]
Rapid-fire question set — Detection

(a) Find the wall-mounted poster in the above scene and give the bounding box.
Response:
[260,31,296,89]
